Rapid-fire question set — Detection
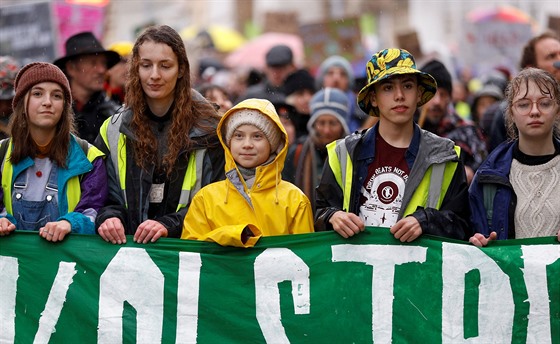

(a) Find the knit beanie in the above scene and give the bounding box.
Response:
[224,109,283,153]
[12,62,72,110]
[307,87,350,135]
[283,69,316,96]
[421,59,452,95]
[315,55,355,90]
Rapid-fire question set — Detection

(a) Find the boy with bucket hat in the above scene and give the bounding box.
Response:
[54,32,121,143]
[315,48,472,242]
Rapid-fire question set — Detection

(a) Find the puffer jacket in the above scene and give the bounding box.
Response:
[181,98,314,247]
[315,123,472,240]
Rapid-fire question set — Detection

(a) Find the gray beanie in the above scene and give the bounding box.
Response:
[315,55,355,90]
[307,87,350,135]
[224,109,283,153]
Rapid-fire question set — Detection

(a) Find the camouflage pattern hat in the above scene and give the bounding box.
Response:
[357,48,437,117]
[0,56,20,100]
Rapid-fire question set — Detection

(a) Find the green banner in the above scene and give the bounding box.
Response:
[0,228,558,343]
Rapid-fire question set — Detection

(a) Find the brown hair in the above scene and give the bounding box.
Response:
[125,25,220,175]
[504,67,560,140]
[519,31,560,69]
[8,85,76,167]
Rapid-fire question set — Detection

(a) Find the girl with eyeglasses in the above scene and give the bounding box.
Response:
[469,67,560,246]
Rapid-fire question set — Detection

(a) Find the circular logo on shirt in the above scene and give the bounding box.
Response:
[377,181,398,204]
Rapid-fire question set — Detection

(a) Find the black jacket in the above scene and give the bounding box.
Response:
[94,107,225,238]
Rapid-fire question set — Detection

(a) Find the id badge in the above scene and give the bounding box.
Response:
[149,183,165,203]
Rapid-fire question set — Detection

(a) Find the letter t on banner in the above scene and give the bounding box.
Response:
[332,244,427,344]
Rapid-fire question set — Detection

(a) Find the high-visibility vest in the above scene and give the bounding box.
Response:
[326,139,460,215]
[1,137,104,214]
[99,115,205,211]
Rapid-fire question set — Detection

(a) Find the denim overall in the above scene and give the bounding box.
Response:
[12,167,59,231]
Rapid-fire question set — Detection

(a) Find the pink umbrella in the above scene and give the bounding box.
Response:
[224,32,305,70]
[467,5,534,24]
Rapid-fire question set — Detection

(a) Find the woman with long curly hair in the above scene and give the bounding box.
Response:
[469,67,560,245]
[95,25,224,244]
[0,62,107,241]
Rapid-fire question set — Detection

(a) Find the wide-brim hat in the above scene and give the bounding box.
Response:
[53,32,121,71]
[357,48,437,117]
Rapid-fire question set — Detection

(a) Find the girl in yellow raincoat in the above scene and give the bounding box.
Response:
[181,98,314,247]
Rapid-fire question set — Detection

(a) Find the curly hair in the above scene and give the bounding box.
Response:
[125,25,220,175]
[519,31,560,69]
[8,88,76,167]
[504,67,560,140]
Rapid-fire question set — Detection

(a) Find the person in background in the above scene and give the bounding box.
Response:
[471,83,504,132]
[0,62,107,241]
[315,48,472,242]
[488,30,560,152]
[181,98,314,247]
[105,41,134,104]
[197,83,233,115]
[452,79,472,120]
[0,56,20,139]
[284,87,349,213]
[469,68,560,245]
[315,55,367,132]
[95,25,225,245]
[419,59,488,183]
[282,68,316,137]
[270,96,298,146]
[238,44,297,101]
[54,31,122,144]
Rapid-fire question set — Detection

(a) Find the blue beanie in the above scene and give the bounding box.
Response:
[315,55,355,90]
[307,87,350,135]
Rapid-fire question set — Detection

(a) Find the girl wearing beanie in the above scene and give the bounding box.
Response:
[0,62,108,241]
[181,98,314,247]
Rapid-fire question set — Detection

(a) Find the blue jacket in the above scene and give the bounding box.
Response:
[469,140,517,239]
[0,135,108,234]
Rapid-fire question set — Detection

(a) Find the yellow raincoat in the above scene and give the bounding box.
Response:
[181,98,314,247]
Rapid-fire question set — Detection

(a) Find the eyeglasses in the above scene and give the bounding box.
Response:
[512,97,557,115]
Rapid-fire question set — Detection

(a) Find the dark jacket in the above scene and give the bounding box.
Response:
[315,123,472,240]
[74,91,121,144]
[94,107,225,238]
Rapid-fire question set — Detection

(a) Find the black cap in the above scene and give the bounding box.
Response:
[265,44,293,67]
[421,59,452,95]
[283,69,315,96]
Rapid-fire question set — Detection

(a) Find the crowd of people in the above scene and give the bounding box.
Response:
[0,24,559,247]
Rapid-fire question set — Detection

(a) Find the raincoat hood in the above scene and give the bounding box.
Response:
[217,98,288,188]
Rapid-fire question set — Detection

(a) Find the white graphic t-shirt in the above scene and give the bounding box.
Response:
[359,134,409,227]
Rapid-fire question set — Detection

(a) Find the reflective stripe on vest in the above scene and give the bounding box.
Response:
[1,140,15,213]
[326,140,353,212]
[327,140,460,215]
[100,115,204,211]
[100,116,128,207]
[402,146,460,216]
[177,149,206,211]
[1,139,103,214]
